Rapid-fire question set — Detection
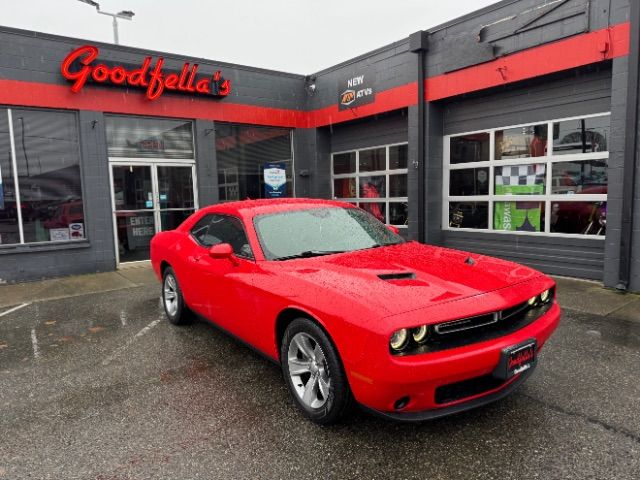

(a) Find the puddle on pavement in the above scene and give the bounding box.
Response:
[573,313,640,349]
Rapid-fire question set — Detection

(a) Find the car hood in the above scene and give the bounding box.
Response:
[271,241,542,317]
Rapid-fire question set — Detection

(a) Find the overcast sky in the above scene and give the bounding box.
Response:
[2,0,497,74]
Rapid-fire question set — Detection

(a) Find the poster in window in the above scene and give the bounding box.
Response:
[50,228,70,242]
[494,165,545,232]
[69,223,85,239]
[263,163,287,198]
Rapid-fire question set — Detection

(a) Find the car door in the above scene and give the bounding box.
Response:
[187,214,258,334]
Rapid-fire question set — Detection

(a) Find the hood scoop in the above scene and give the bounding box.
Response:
[378,272,416,281]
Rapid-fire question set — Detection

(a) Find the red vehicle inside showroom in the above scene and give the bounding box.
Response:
[151,199,560,424]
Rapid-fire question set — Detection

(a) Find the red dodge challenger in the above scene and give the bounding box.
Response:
[150,198,560,424]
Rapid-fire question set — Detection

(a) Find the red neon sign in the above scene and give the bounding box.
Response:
[61,45,231,101]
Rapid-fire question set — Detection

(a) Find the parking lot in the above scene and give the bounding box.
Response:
[0,272,639,479]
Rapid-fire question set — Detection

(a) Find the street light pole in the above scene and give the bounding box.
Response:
[77,0,135,45]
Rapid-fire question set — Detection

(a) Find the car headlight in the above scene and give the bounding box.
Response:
[390,328,409,351]
[527,296,538,306]
[540,289,551,303]
[412,325,428,344]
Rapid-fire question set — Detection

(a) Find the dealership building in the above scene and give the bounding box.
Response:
[0,0,639,291]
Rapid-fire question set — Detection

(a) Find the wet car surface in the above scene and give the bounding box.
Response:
[0,285,639,479]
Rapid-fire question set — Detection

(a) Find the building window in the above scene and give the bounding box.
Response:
[331,143,408,228]
[106,116,194,159]
[444,113,609,237]
[215,123,293,201]
[0,108,85,246]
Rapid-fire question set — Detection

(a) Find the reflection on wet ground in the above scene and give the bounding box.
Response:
[0,285,639,479]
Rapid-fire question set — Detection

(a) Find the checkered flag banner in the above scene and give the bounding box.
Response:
[495,164,545,186]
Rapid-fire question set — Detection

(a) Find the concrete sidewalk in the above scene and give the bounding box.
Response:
[0,264,639,322]
[0,262,157,310]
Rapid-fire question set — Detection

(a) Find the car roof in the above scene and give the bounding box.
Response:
[198,198,354,219]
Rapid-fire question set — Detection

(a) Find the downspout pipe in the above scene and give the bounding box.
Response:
[617,0,640,291]
[410,30,429,243]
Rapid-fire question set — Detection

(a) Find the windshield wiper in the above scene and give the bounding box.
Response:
[274,250,346,261]
[367,241,402,249]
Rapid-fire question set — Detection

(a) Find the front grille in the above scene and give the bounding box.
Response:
[434,374,506,405]
[425,299,553,353]
[393,289,554,356]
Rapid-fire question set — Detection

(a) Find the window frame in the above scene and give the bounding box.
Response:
[443,112,610,239]
[0,106,87,248]
[331,142,409,229]
[189,212,255,261]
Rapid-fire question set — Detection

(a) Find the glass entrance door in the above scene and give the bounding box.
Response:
[110,163,197,264]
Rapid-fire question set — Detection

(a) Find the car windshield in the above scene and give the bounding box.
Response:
[254,206,404,260]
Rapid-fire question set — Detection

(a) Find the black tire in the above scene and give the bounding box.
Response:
[281,318,353,424]
[161,267,193,325]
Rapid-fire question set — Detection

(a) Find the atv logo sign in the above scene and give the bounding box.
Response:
[337,72,375,110]
[340,89,356,106]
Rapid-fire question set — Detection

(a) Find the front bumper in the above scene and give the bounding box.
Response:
[348,302,560,418]
[362,364,535,422]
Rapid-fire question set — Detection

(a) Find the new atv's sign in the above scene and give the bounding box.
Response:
[61,45,231,101]
[337,71,375,110]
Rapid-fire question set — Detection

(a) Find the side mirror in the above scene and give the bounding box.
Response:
[209,243,234,259]
[387,225,400,235]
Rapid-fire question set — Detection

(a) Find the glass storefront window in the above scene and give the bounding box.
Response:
[553,116,610,155]
[116,211,155,262]
[157,166,195,209]
[334,178,356,198]
[112,166,153,211]
[449,168,489,196]
[359,147,385,172]
[331,143,409,228]
[450,133,490,164]
[494,201,546,233]
[495,124,547,159]
[494,164,546,195]
[360,201,386,223]
[0,109,20,245]
[106,116,194,159]
[551,159,608,194]
[0,108,85,246]
[448,202,488,229]
[445,114,609,236]
[333,152,356,174]
[389,202,408,226]
[551,201,606,235]
[389,174,408,197]
[215,123,293,201]
[389,144,408,169]
[359,176,386,198]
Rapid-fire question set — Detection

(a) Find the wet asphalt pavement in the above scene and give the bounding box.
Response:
[0,284,639,480]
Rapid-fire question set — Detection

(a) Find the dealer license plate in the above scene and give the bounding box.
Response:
[494,339,537,380]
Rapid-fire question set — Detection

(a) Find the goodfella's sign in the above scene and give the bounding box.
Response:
[61,45,231,101]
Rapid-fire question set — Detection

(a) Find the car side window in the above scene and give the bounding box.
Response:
[190,214,254,260]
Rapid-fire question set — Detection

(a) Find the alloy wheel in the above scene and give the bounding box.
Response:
[163,274,178,317]
[287,332,331,409]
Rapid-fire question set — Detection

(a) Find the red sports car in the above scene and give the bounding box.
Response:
[150,199,560,424]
